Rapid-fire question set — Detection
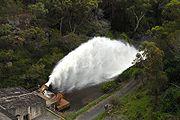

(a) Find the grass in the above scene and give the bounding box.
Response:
[91,86,152,120]
[93,112,106,120]
[110,86,152,120]
[96,85,180,120]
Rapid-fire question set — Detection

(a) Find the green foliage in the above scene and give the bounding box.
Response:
[48,29,62,46]
[0,0,22,17]
[94,112,106,120]
[0,0,107,90]
[119,67,144,81]
[119,32,130,42]
[110,96,122,107]
[0,24,16,49]
[0,50,15,69]
[162,0,180,21]
[24,63,46,88]
[28,2,48,16]
[105,31,114,39]
[59,33,85,54]
[0,3,178,120]
[134,41,170,108]
[152,86,180,120]
[36,0,102,34]
[159,87,180,115]
[136,41,164,78]
[39,48,64,67]
[153,111,178,120]
[0,24,13,36]
[102,0,153,35]
[78,19,110,36]
[38,48,64,76]
[109,86,180,120]
[101,81,119,93]
[110,87,153,120]
[146,20,180,83]
[21,27,49,57]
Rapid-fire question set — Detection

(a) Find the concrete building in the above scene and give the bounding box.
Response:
[0,107,17,120]
[0,87,46,120]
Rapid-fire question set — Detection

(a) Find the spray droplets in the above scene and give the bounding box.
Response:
[46,37,138,92]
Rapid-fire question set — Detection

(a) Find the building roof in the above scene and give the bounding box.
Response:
[34,91,57,106]
[0,87,45,110]
[0,87,28,98]
[0,107,17,120]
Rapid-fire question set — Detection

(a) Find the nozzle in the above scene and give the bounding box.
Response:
[38,84,48,94]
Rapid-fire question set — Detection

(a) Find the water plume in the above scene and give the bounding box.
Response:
[46,37,138,92]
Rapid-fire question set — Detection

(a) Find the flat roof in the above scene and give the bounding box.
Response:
[34,91,57,105]
[0,107,17,120]
[0,87,45,110]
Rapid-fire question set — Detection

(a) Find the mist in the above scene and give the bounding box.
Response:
[46,37,138,92]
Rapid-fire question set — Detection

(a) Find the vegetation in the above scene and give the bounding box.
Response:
[100,80,119,93]
[98,85,180,120]
[0,0,179,119]
[94,112,106,120]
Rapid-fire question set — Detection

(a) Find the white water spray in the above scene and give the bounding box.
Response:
[46,37,138,92]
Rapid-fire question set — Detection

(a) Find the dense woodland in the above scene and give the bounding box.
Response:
[0,0,179,119]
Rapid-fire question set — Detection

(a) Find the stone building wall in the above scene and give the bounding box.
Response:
[0,87,46,120]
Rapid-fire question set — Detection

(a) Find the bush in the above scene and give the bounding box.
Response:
[0,24,13,36]
[101,80,119,93]
[118,67,144,81]
[159,87,180,115]
[110,96,122,107]
[59,33,85,54]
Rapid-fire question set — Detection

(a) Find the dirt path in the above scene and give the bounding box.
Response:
[75,80,140,120]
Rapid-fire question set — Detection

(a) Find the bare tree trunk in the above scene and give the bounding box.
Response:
[69,20,72,32]
[59,17,64,35]
[134,13,145,32]
[154,73,159,110]
[72,24,77,33]
[132,9,145,32]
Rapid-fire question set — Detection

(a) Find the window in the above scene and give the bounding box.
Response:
[23,114,29,120]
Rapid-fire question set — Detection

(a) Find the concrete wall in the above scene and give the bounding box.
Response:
[30,105,45,119]
[7,103,45,120]
[0,112,13,120]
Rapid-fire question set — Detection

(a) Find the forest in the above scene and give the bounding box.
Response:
[0,0,179,119]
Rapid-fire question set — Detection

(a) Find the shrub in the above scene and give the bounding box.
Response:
[118,67,144,81]
[159,87,180,115]
[59,33,84,54]
[110,96,122,107]
[101,80,119,93]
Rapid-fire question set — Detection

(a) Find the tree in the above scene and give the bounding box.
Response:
[0,24,24,49]
[28,2,48,26]
[101,0,153,36]
[101,0,132,33]
[25,63,46,89]
[134,41,168,106]
[162,0,180,21]
[147,20,180,83]
[59,33,85,54]
[21,27,49,57]
[0,0,22,17]
[127,0,151,33]
[34,0,101,35]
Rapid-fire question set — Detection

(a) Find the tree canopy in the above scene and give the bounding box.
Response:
[0,1,179,118]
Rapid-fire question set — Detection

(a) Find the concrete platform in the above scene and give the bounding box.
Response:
[33,110,60,120]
